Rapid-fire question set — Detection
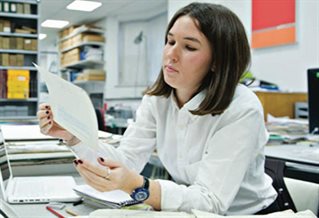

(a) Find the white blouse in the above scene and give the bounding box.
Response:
[71,84,277,215]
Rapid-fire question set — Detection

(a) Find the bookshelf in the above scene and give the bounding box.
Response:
[0,0,39,120]
[59,24,105,109]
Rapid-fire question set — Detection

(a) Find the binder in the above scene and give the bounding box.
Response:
[73,185,140,209]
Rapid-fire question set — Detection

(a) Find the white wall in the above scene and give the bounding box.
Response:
[168,0,319,92]
[103,11,167,99]
[251,0,319,92]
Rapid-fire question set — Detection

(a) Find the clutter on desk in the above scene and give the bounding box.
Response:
[266,114,310,145]
[240,71,279,91]
[73,185,140,209]
[6,140,69,154]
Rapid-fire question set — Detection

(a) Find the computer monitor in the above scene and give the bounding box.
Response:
[307,68,319,134]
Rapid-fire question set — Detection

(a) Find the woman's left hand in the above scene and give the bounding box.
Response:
[74,158,143,194]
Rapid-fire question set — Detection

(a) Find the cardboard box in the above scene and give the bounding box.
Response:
[16,37,23,50]
[23,38,32,50]
[23,3,31,14]
[31,39,37,50]
[16,54,24,66]
[2,37,9,49]
[3,20,11,33]
[9,37,16,49]
[83,34,104,42]
[9,54,17,66]
[17,3,23,14]
[0,54,9,66]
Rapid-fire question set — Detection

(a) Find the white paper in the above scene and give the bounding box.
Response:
[35,64,98,150]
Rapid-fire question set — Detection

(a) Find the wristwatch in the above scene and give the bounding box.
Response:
[130,176,150,202]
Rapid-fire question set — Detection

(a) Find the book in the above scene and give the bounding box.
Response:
[73,185,140,209]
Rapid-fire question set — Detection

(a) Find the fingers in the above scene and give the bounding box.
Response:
[98,157,121,169]
[37,107,52,135]
[74,160,114,192]
[76,159,109,178]
[39,103,50,110]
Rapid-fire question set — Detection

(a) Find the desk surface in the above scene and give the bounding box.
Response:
[265,144,319,167]
[8,175,96,218]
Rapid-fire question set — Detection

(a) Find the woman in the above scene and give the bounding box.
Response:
[38,2,278,215]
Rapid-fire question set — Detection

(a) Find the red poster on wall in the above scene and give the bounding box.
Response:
[252,0,296,49]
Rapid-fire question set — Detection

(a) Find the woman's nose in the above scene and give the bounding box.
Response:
[166,46,179,63]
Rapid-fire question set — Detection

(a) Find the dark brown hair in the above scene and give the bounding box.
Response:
[145,2,251,116]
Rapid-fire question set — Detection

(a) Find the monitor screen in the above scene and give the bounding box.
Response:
[307,68,319,134]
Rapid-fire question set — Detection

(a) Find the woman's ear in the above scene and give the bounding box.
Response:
[211,65,216,72]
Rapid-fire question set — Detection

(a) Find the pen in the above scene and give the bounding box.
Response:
[46,206,65,218]
[65,208,78,216]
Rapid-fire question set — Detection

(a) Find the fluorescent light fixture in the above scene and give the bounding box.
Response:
[41,19,69,29]
[67,0,102,12]
[39,33,47,40]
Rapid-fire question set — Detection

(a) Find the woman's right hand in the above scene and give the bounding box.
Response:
[37,103,75,142]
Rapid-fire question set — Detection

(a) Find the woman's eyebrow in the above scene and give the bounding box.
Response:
[167,32,201,45]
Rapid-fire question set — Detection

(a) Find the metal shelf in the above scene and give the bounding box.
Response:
[61,42,105,53]
[0,32,37,38]
[0,49,37,54]
[0,12,38,19]
[0,98,38,102]
[0,66,37,70]
[61,59,104,70]
[0,116,37,120]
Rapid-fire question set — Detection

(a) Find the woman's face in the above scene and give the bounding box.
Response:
[162,15,212,94]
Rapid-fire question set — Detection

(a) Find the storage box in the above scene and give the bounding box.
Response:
[16,54,24,66]
[23,38,32,50]
[23,3,31,14]
[9,54,17,66]
[0,54,9,66]
[16,37,23,50]
[6,69,30,99]
[2,37,10,49]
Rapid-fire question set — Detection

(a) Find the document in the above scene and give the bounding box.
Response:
[35,65,98,150]
[73,185,139,208]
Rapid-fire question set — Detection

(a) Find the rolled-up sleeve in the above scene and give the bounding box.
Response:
[70,95,157,173]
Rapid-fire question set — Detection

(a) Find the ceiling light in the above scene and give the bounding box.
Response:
[66,0,102,12]
[41,20,69,29]
[39,33,47,40]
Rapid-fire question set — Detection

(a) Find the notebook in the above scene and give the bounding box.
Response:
[73,184,139,208]
[0,126,81,204]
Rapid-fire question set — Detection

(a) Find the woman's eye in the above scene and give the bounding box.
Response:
[167,40,175,45]
[186,46,197,51]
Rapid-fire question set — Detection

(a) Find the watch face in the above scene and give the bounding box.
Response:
[131,188,150,201]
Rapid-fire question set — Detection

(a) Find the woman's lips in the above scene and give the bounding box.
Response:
[165,65,178,73]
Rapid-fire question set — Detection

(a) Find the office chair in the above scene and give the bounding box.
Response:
[264,157,297,212]
[284,177,319,216]
[95,108,106,131]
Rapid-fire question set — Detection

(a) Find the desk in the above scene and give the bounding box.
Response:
[265,144,319,183]
[8,175,96,218]
[265,144,319,167]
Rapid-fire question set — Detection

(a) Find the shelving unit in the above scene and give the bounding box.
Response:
[0,0,39,120]
[59,24,106,108]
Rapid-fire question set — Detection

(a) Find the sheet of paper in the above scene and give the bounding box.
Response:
[35,64,98,150]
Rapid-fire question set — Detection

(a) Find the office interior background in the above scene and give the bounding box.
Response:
[0,0,318,217]
[0,0,317,122]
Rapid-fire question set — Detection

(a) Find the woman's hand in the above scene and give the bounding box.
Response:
[37,103,78,144]
[74,157,143,194]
